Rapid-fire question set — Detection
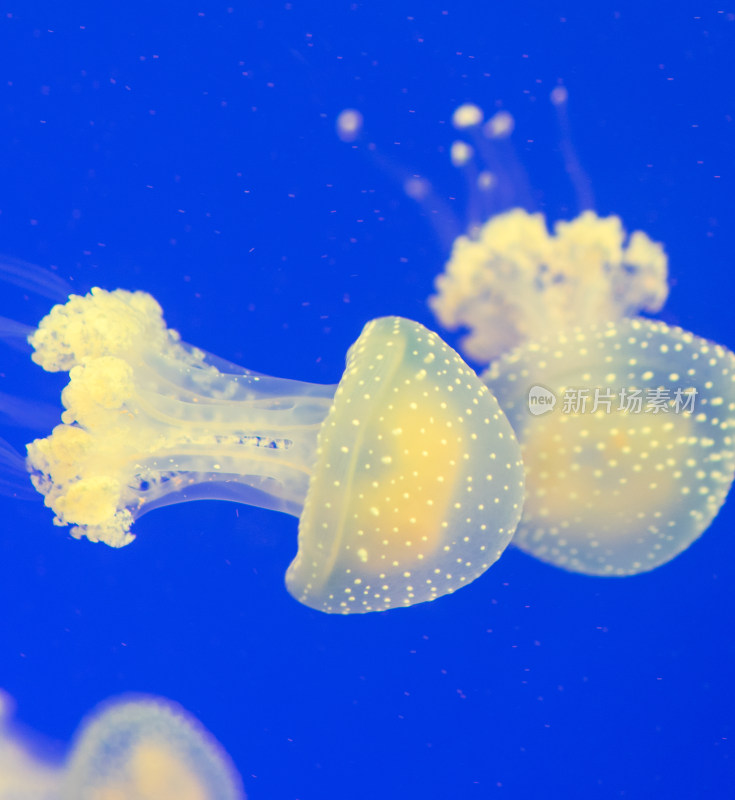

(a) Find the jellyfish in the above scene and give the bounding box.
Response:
[21,287,524,612]
[62,696,244,800]
[0,690,244,800]
[427,103,735,576]
[0,691,61,800]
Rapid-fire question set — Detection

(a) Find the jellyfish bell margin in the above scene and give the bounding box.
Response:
[24,288,525,614]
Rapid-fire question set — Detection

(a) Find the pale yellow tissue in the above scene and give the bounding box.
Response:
[621,231,668,313]
[336,108,363,142]
[335,396,463,578]
[28,423,93,477]
[521,409,693,545]
[132,743,208,800]
[29,287,168,372]
[87,742,209,800]
[63,357,133,416]
[484,110,514,139]
[56,477,122,528]
[450,141,474,167]
[452,103,483,129]
[430,208,669,362]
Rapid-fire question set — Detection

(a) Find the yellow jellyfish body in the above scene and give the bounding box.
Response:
[430,207,735,574]
[286,316,524,612]
[0,691,244,799]
[61,697,244,800]
[26,288,524,612]
[485,318,735,575]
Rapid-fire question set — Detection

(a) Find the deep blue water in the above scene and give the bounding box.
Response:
[1,2,734,797]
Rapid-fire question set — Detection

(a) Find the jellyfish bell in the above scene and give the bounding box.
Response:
[286,315,524,611]
[62,696,244,800]
[0,691,244,799]
[25,288,524,613]
[485,318,735,576]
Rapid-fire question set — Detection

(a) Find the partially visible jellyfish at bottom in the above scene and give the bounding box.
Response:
[0,692,59,799]
[427,101,735,576]
[0,691,244,799]
[15,286,524,613]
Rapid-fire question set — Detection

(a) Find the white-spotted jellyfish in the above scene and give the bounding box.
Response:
[428,101,735,576]
[21,287,524,612]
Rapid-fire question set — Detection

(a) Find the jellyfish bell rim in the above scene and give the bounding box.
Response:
[285,315,525,614]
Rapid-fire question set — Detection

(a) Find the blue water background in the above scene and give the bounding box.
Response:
[1,2,734,797]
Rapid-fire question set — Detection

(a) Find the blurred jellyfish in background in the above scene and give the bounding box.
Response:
[426,96,735,576]
[0,691,60,799]
[0,690,244,799]
[5,283,524,613]
[62,696,244,800]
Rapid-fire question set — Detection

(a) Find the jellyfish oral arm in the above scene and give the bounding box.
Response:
[29,370,335,546]
[110,381,336,520]
[25,287,335,547]
[429,209,668,362]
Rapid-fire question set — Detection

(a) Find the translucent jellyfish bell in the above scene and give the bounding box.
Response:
[0,690,244,799]
[62,696,244,800]
[487,318,735,575]
[430,206,735,575]
[26,288,524,612]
